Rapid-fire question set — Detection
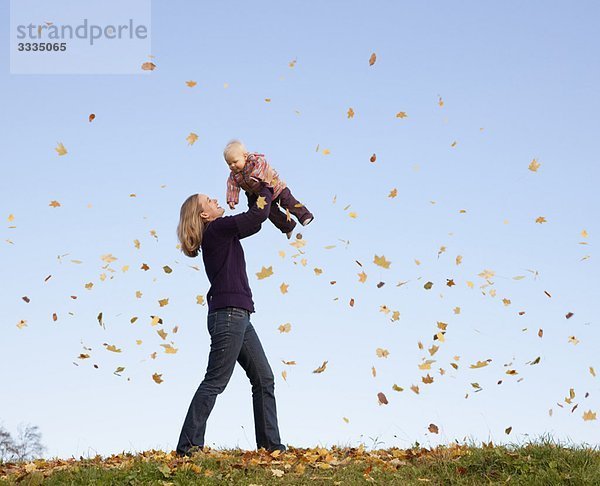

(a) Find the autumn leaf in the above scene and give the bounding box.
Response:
[358,271,367,283]
[152,372,163,384]
[395,111,407,119]
[160,343,178,354]
[186,80,197,87]
[322,148,331,155]
[196,295,205,305]
[347,107,355,118]
[535,216,547,223]
[16,319,27,329]
[141,61,156,71]
[186,132,199,145]
[373,254,391,269]
[583,410,596,421]
[278,323,291,333]
[55,142,67,156]
[88,114,95,122]
[256,265,274,280]
[388,188,397,198]
[370,153,377,163]
[312,360,328,373]
[377,392,388,405]
[104,343,122,353]
[376,348,390,358]
[528,158,541,172]
[369,53,377,66]
[256,195,267,209]
[280,283,289,294]
[158,298,169,307]
[428,423,439,434]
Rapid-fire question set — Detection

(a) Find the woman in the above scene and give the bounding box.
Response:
[175,181,286,456]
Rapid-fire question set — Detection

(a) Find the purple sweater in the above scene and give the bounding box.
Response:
[201,183,274,314]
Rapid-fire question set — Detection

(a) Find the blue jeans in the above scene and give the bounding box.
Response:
[176,306,284,455]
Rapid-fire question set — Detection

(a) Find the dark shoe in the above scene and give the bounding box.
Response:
[267,444,287,453]
[176,445,203,457]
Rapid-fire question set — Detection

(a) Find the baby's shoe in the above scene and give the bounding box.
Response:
[301,215,313,226]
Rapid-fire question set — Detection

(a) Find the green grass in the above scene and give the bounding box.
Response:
[2,433,599,485]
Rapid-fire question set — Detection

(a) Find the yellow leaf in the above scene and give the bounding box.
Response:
[256,266,274,280]
[256,195,267,209]
[280,282,289,294]
[141,62,156,71]
[358,271,367,283]
[105,344,122,353]
[583,410,596,421]
[158,298,169,307]
[395,111,407,118]
[469,359,491,369]
[347,107,355,118]
[152,372,163,384]
[322,149,331,155]
[451,140,457,147]
[264,98,271,102]
[314,267,323,275]
[528,158,541,172]
[16,319,27,329]
[196,295,205,305]
[161,343,178,354]
[368,53,377,66]
[343,417,350,423]
[373,254,391,269]
[49,200,61,208]
[348,212,358,218]
[535,216,547,223]
[376,348,390,358]
[282,370,287,381]
[438,95,444,107]
[101,253,118,263]
[186,80,197,87]
[391,310,400,321]
[278,322,291,333]
[186,132,199,145]
[55,142,67,156]
[388,188,397,198]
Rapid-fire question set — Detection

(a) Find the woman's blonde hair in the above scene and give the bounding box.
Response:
[177,194,208,258]
[223,139,247,161]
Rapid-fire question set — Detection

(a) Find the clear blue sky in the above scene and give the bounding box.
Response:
[1,0,598,460]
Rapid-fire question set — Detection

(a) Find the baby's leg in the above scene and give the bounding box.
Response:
[268,199,296,234]
[277,187,313,226]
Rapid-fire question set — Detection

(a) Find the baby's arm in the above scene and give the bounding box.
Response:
[226,173,241,208]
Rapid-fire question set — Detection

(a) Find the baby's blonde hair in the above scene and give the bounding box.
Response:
[223,139,247,161]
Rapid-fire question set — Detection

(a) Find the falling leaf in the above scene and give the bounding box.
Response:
[264,98,271,102]
[373,254,391,269]
[376,348,390,358]
[88,114,96,123]
[349,298,355,307]
[55,142,67,156]
[424,281,433,290]
[288,58,297,68]
[49,200,61,208]
[141,62,156,71]
[358,271,367,283]
[347,107,355,118]
[152,372,163,384]
[388,188,397,198]
[368,53,377,66]
[370,154,377,163]
[438,95,444,107]
[104,343,122,353]
[313,361,328,373]
[583,410,597,421]
[348,212,358,218]
[158,298,169,307]
[256,266,274,280]
[395,112,407,119]
[528,158,541,172]
[281,370,287,381]
[377,392,388,405]
[186,132,199,145]
[322,149,331,155]
[280,283,289,294]
[114,366,125,375]
[372,366,376,377]
[343,417,350,423]
[16,319,27,329]
[428,423,439,434]
[161,343,178,354]
[278,323,291,333]
[535,216,547,223]
[196,295,205,305]
[186,80,197,87]
[566,312,574,319]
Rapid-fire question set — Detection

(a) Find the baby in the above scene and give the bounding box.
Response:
[224,140,314,239]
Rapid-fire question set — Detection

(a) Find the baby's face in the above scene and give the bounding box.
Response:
[225,148,246,173]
